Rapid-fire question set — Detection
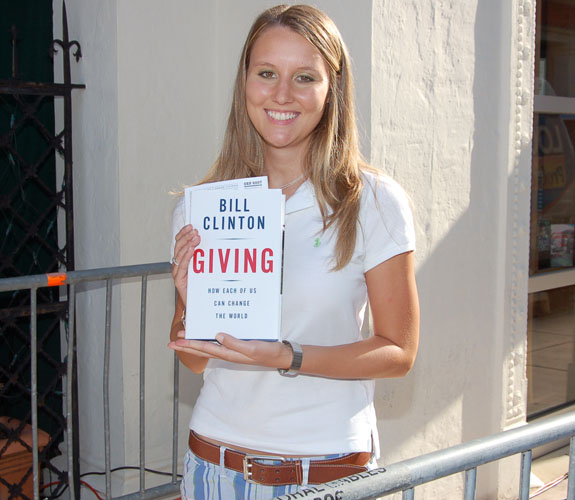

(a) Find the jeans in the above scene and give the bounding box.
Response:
[180,448,377,500]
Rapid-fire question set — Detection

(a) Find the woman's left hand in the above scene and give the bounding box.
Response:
[168,332,293,369]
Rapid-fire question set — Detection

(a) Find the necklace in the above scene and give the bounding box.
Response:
[279,174,305,190]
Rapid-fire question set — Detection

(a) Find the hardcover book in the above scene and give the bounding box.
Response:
[184,177,285,340]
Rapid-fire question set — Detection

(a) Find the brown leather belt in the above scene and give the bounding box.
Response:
[188,431,371,486]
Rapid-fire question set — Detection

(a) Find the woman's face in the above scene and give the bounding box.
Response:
[245,26,331,159]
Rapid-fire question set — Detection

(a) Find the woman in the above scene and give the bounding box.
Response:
[169,4,419,499]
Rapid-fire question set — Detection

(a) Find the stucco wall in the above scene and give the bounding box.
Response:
[371,0,534,497]
[372,1,496,495]
[54,0,127,485]
[57,0,535,497]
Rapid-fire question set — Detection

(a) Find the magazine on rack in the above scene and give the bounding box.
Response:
[183,177,285,340]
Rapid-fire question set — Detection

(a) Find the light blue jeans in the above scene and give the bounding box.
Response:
[180,448,377,500]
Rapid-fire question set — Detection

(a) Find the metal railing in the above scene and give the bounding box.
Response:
[272,411,575,500]
[2,263,575,500]
[0,262,177,500]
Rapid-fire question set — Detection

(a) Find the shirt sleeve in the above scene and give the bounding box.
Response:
[170,197,185,260]
[361,174,416,272]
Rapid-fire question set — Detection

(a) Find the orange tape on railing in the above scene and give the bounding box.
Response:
[46,273,67,287]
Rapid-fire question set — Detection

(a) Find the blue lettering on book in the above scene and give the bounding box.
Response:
[219,198,250,212]
[203,215,265,230]
[201,197,265,231]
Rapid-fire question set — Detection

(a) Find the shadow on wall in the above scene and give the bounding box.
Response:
[374,2,529,498]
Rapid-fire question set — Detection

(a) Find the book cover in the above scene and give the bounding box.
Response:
[184,178,285,340]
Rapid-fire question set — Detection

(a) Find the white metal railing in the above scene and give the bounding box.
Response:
[0,262,178,500]
[271,411,575,500]
[2,264,574,500]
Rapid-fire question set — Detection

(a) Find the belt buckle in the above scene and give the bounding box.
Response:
[242,454,288,484]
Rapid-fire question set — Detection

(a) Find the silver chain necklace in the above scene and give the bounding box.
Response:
[279,174,305,190]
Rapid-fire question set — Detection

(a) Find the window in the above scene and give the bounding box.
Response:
[527,0,575,417]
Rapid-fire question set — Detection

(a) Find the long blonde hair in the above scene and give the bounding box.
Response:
[202,4,370,270]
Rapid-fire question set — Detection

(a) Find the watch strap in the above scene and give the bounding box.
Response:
[278,340,303,376]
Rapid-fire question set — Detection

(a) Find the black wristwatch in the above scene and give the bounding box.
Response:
[277,340,303,377]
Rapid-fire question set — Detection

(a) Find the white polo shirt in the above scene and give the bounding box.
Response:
[170,171,415,456]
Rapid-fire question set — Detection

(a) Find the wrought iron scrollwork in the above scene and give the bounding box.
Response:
[0,1,84,498]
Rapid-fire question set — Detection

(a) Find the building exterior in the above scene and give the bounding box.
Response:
[54,0,574,498]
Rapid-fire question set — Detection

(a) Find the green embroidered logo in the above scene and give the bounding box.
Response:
[314,238,321,248]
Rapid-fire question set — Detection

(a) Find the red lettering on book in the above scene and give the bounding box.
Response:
[191,248,275,274]
[218,248,230,272]
[193,249,204,273]
[262,248,273,273]
[244,248,257,272]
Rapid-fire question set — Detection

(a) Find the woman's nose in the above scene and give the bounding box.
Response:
[272,79,293,104]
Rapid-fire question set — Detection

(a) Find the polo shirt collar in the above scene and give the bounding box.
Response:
[285,180,315,214]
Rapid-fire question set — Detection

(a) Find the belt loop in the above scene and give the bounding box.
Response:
[219,446,228,476]
[301,458,310,486]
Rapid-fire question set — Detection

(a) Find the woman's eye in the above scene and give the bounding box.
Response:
[296,74,314,83]
[259,71,275,79]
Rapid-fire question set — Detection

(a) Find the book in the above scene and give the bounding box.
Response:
[184,177,285,340]
[550,224,574,268]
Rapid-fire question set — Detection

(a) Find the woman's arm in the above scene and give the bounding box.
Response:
[170,251,419,380]
[301,251,419,378]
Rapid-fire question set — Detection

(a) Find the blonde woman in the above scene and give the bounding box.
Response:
[169,5,419,499]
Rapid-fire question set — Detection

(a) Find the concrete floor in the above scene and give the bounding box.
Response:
[527,308,574,417]
[526,299,574,499]
[530,445,571,500]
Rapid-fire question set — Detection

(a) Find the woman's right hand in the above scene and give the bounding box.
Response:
[171,224,201,304]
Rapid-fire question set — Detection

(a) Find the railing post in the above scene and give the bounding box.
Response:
[464,468,477,500]
[172,287,180,487]
[30,287,40,500]
[519,450,532,500]
[172,355,180,486]
[568,436,574,499]
[104,278,113,499]
[67,284,77,499]
[139,275,148,495]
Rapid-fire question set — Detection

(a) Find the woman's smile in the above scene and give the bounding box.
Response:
[265,109,300,122]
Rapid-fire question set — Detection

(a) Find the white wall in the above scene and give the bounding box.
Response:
[371,0,534,498]
[59,0,534,497]
[55,0,127,485]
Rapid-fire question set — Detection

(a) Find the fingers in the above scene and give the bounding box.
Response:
[214,332,236,347]
[172,225,200,269]
[175,224,201,247]
[169,338,227,360]
[211,334,289,368]
[171,225,201,303]
[168,340,213,358]
[169,335,248,363]
[169,332,290,369]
